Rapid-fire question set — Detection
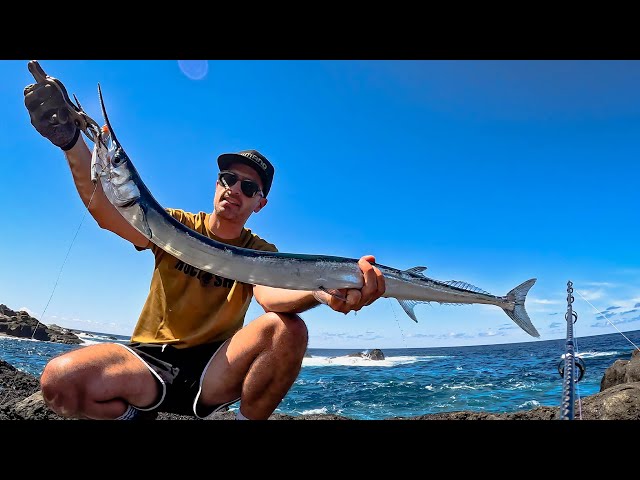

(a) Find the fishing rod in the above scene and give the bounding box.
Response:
[557,280,586,420]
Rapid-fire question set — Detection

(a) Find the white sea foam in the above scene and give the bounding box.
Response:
[301,407,329,415]
[0,335,38,343]
[443,382,495,390]
[302,354,441,367]
[75,333,106,345]
[506,381,535,390]
[575,350,622,359]
[0,332,122,347]
[74,331,128,345]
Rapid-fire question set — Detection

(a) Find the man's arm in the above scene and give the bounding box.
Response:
[63,139,150,248]
[253,255,386,314]
[24,69,149,248]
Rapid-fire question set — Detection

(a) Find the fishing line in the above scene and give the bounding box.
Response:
[0,182,98,407]
[572,326,584,419]
[388,299,409,348]
[575,290,640,351]
[32,183,99,338]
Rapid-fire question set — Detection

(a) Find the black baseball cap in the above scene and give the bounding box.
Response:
[217,149,275,197]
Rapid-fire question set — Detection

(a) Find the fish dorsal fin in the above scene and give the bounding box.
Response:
[405,266,428,277]
[442,280,491,295]
[397,299,421,323]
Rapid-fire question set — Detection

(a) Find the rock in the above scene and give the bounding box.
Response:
[13,391,67,420]
[345,349,385,360]
[0,304,82,344]
[601,359,630,391]
[601,348,640,390]
[0,360,48,420]
[367,349,385,360]
[579,383,640,420]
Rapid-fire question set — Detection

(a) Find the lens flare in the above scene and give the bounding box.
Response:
[177,60,209,80]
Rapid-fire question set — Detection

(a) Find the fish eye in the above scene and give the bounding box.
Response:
[112,151,124,165]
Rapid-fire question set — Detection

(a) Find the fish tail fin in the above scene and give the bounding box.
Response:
[502,278,539,337]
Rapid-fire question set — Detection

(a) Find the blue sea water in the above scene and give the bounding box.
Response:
[2,329,639,420]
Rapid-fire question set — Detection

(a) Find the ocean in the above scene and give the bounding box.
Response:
[2,328,639,420]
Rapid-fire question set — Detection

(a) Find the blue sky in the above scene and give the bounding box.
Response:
[1,60,639,349]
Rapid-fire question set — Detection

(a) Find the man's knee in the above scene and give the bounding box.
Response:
[41,355,74,394]
[40,355,81,415]
[259,312,308,348]
[271,312,308,337]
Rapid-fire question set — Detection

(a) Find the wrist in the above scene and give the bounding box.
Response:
[312,290,329,306]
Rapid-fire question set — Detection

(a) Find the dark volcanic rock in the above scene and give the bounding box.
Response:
[345,349,385,360]
[0,304,82,344]
[601,358,630,391]
[0,360,39,405]
[0,360,66,420]
[367,349,385,360]
[601,348,640,391]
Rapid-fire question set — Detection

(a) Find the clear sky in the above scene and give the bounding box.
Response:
[1,60,639,349]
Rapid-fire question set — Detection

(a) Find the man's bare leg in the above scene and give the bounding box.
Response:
[199,312,308,420]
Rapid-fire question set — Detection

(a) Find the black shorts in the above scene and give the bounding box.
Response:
[117,340,239,418]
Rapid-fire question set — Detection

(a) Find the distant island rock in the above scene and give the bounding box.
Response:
[346,349,385,360]
[0,304,82,345]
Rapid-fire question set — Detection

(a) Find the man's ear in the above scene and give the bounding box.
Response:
[253,197,268,213]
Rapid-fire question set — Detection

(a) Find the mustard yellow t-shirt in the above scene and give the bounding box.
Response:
[131,208,278,348]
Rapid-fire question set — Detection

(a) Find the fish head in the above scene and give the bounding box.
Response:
[89,87,141,208]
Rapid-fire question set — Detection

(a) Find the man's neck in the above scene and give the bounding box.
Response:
[208,212,244,240]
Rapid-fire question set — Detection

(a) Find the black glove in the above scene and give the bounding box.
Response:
[24,79,80,151]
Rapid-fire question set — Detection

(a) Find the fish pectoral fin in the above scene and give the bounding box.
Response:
[396,299,423,323]
[319,286,348,302]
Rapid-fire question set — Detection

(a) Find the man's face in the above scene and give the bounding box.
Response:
[213,162,267,223]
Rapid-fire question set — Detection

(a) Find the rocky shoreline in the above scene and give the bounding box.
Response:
[4,303,640,420]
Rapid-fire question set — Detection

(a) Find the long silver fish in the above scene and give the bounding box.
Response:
[89,85,540,338]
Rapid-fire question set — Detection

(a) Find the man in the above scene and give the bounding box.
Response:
[23,65,385,420]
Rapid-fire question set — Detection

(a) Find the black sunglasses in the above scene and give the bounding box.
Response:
[218,171,263,198]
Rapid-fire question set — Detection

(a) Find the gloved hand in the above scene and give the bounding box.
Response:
[24,76,80,151]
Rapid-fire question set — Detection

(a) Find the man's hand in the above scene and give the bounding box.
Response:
[314,255,386,314]
[24,69,80,150]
